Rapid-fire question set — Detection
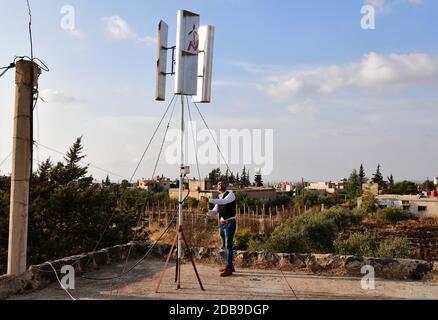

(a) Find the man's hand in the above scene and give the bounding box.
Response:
[200,196,209,203]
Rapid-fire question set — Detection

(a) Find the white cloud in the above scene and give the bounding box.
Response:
[40,89,84,106]
[66,28,85,39]
[287,103,320,120]
[364,0,423,13]
[137,35,157,47]
[102,16,156,47]
[102,16,136,40]
[263,52,438,102]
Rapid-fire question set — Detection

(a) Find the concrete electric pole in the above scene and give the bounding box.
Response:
[7,60,40,276]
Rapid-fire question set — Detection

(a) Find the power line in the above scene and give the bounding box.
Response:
[26,0,34,61]
[0,63,15,78]
[0,152,13,169]
[35,142,129,181]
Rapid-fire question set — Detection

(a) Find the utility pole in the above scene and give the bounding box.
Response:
[7,60,40,276]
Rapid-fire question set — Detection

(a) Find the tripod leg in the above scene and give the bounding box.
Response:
[155,233,178,293]
[181,229,205,291]
[174,240,179,283]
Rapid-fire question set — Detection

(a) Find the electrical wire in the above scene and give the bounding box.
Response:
[82,180,192,282]
[129,94,176,183]
[0,152,12,169]
[0,63,15,78]
[151,97,178,180]
[279,268,299,300]
[26,0,34,61]
[36,142,129,181]
[190,98,232,174]
[186,96,202,183]
[82,208,178,282]
[32,96,181,276]
[47,262,78,300]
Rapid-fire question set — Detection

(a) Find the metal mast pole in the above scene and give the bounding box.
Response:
[177,94,185,287]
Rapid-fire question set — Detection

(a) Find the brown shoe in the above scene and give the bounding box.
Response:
[220,268,233,277]
[219,266,235,273]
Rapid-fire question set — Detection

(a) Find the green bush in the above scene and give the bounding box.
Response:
[376,208,411,224]
[248,237,268,252]
[259,212,338,254]
[234,228,253,250]
[375,237,412,259]
[335,233,412,259]
[334,232,378,257]
[361,191,377,213]
[321,206,363,230]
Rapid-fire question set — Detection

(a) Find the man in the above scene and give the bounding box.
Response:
[203,181,237,277]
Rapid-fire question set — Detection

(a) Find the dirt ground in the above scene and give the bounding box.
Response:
[9,258,438,300]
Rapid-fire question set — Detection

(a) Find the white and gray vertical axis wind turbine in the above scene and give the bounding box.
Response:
[154,9,214,292]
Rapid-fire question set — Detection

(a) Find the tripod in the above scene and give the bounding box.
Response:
[155,224,204,292]
[155,95,205,292]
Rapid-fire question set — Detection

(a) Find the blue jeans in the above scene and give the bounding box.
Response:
[219,222,236,269]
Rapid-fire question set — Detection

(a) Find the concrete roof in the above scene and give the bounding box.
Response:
[9,258,438,300]
[377,195,438,202]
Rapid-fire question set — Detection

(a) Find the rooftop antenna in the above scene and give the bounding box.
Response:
[155,9,214,292]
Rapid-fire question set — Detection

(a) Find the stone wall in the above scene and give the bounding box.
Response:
[0,241,436,299]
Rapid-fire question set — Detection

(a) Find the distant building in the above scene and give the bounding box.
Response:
[363,182,380,196]
[374,194,438,218]
[305,179,347,195]
[275,182,293,192]
[169,179,277,201]
[138,176,174,192]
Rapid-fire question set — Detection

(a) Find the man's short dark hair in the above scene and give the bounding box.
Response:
[218,180,227,186]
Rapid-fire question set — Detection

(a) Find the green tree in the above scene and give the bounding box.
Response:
[391,181,419,195]
[361,190,377,213]
[387,174,395,192]
[229,172,236,184]
[421,179,435,193]
[254,171,263,187]
[359,164,366,190]
[347,169,362,200]
[241,166,250,186]
[372,164,384,185]
[208,168,221,185]
[220,169,230,185]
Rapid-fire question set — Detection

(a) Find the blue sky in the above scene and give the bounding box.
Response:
[1,0,437,183]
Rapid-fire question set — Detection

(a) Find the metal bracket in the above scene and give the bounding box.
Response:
[160,46,176,76]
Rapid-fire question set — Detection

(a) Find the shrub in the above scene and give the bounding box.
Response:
[361,191,377,213]
[263,229,307,253]
[261,213,338,254]
[376,208,411,224]
[335,233,412,259]
[334,232,378,257]
[321,206,363,230]
[234,228,253,250]
[375,237,412,259]
[248,237,268,252]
